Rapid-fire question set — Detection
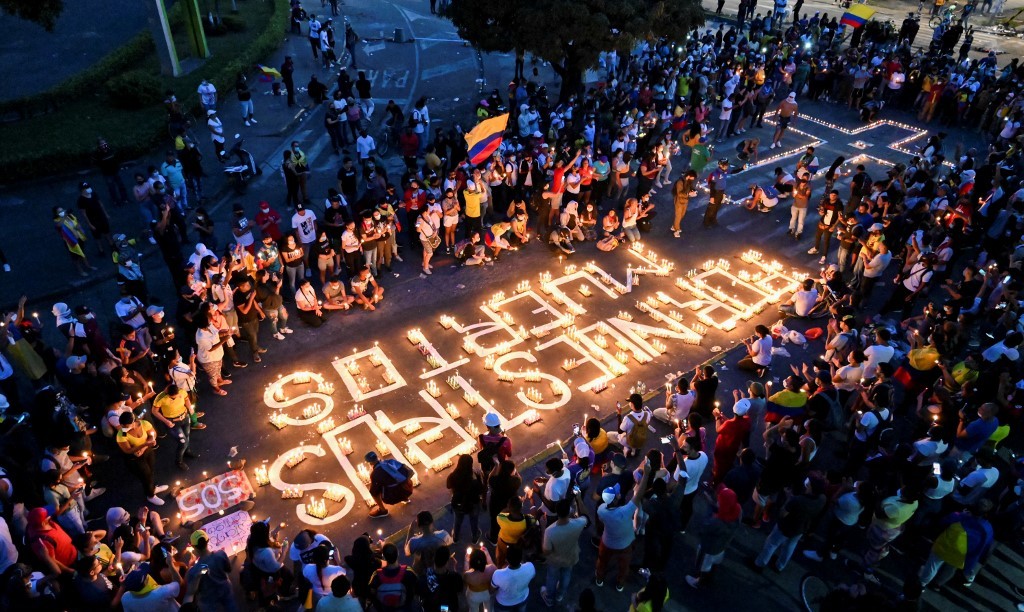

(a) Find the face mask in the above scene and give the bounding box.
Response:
[124,260,133,267]
[58,211,66,218]
[85,188,93,195]
[197,214,204,220]
[373,214,381,220]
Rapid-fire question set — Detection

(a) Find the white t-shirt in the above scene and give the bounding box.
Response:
[673,451,708,495]
[543,468,571,516]
[982,340,1020,363]
[913,438,948,465]
[195,326,224,364]
[115,297,147,329]
[356,135,376,159]
[750,336,773,367]
[303,564,346,599]
[834,364,865,392]
[292,211,319,244]
[863,251,892,278]
[863,344,895,374]
[792,289,819,316]
[0,517,16,575]
[490,563,536,606]
[953,466,1000,504]
[669,391,695,421]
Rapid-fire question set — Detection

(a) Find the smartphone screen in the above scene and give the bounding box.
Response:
[932,463,941,476]
[572,424,581,436]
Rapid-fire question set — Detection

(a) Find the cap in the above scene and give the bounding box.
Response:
[65,355,87,370]
[869,223,884,232]
[295,202,305,211]
[207,109,217,116]
[733,398,751,416]
[146,305,164,317]
[190,529,209,547]
[484,412,501,427]
[573,437,590,459]
[259,200,270,210]
[532,130,543,138]
[601,484,621,504]
[123,565,151,592]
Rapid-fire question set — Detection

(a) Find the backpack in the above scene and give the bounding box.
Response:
[375,565,409,608]
[757,84,774,105]
[477,436,507,473]
[625,412,650,449]
[378,459,414,504]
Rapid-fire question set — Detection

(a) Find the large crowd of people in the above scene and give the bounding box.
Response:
[4,1,1024,610]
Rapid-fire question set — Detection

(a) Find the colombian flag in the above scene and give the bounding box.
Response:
[257,64,282,82]
[465,113,509,165]
[840,5,875,29]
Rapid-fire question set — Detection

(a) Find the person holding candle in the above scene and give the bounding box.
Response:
[366,451,415,518]
[615,393,652,458]
[194,316,233,396]
[152,383,202,471]
[737,324,773,377]
[115,412,169,506]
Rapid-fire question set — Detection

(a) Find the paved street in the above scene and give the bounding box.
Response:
[2,0,1024,610]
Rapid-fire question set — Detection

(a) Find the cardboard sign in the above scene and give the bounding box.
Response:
[201,510,252,557]
[175,469,254,523]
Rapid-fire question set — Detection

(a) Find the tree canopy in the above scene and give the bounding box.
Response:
[447,0,705,99]
[0,0,64,32]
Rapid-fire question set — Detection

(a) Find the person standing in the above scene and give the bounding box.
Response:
[115,411,169,505]
[447,455,485,543]
[152,383,201,471]
[770,92,799,149]
[404,511,454,576]
[195,318,232,396]
[233,276,267,363]
[184,529,237,612]
[198,78,218,112]
[789,175,811,240]
[207,110,226,160]
[281,56,296,107]
[753,477,827,571]
[712,399,751,484]
[541,500,589,606]
[292,204,318,274]
[53,206,95,277]
[671,170,697,238]
[595,457,651,591]
[704,159,729,228]
[861,487,920,583]
[685,486,743,587]
[308,14,322,60]
[344,22,360,70]
[355,71,374,119]
[93,137,129,206]
[671,435,709,533]
[76,181,113,256]
[918,503,995,588]
[236,72,256,127]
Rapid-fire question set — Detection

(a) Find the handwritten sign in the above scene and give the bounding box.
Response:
[201,510,252,557]
[175,470,254,523]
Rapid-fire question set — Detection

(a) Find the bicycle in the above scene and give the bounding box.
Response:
[377,121,396,156]
[928,4,957,28]
[801,573,831,612]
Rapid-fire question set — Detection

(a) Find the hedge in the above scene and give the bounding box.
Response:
[0,0,289,183]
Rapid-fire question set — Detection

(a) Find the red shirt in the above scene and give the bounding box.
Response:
[399,131,420,157]
[714,417,751,460]
[403,188,427,213]
[31,523,77,568]
[551,166,567,193]
[255,209,283,240]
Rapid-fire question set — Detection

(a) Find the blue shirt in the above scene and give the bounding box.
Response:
[598,502,636,549]
[955,418,998,454]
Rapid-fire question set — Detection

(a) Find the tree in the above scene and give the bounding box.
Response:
[0,0,64,32]
[447,0,704,100]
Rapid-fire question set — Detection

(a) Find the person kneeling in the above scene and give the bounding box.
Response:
[744,183,779,213]
[294,279,327,327]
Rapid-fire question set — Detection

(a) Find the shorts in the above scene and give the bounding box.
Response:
[443,215,459,228]
[420,239,434,256]
[317,256,333,272]
[779,116,791,128]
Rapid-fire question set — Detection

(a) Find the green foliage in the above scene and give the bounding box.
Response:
[107,70,165,109]
[0,0,290,183]
[447,0,704,99]
[221,14,248,32]
[0,0,64,32]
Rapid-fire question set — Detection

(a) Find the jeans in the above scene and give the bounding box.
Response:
[837,246,851,273]
[138,199,159,227]
[789,206,807,234]
[623,225,640,243]
[266,306,289,334]
[453,505,481,542]
[128,449,157,497]
[679,490,697,531]
[545,565,573,602]
[240,99,254,120]
[363,248,378,276]
[284,264,305,296]
[919,551,975,586]
[169,417,192,463]
[755,525,802,570]
[358,97,375,119]
[237,319,263,357]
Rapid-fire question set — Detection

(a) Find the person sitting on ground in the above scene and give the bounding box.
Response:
[780,278,820,317]
[773,167,795,197]
[322,275,354,311]
[549,227,575,256]
[456,232,490,266]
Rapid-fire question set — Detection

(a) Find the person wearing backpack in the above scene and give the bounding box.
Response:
[366,451,414,519]
[806,371,844,432]
[403,511,453,576]
[477,413,512,474]
[368,543,419,611]
[616,393,653,458]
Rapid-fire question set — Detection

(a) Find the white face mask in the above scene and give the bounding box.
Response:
[58,211,66,218]
[85,188,93,195]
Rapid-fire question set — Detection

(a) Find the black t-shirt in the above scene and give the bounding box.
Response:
[418,568,464,612]
[324,206,347,240]
[356,78,372,99]
[234,287,259,323]
[337,166,358,196]
[256,282,284,310]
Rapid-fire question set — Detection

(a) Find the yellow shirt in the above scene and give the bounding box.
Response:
[587,429,610,454]
[116,420,155,455]
[153,391,188,420]
[769,390,807,408]
[463,190,481,218]
[908,346,940,371]
[496,513,528,544]
[951,362,979,387]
